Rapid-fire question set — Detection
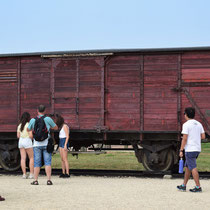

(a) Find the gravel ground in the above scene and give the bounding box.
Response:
[1,175,210,210]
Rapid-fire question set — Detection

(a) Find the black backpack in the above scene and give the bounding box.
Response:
[33,116,48,141]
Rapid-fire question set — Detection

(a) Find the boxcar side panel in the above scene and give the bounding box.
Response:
[0,57,18,131]
[54,59,78,128]
[79,58,104,129]
[181,52,210,135]
[144,55,178,131]
[20,57,52,118]
[106,56,142,130]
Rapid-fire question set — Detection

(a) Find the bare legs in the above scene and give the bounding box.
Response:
[20,148,34,176]
[59,147,69,175]
[45,165,52,180]
[34,167,40,181]
[20,148,27,175]
[192,168,200,187]
[34,165,51,181]
[26,148,34,175]
[183,167,200,187]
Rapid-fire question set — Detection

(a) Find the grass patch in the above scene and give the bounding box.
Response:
[52,151,144,170]
[197,143,210,171]
[51,143,210,171]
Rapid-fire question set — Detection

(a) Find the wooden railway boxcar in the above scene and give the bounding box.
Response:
[0,47,210,171]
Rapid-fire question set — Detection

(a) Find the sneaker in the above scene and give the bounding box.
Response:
[59,173,66,178]
[28,174,34,179]
[0,196,5,201]
[189,186,202,193]
[177,184,186,192]
[64,174,70,178]
[22,174,27,179]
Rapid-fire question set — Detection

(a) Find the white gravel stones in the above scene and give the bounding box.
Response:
[163,174,172,179]
[1,175,210,209]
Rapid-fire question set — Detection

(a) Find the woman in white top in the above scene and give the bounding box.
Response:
[17,112,34,179]
[56,114,70,178]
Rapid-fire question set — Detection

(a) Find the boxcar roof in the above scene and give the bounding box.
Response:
[1,46,210,57]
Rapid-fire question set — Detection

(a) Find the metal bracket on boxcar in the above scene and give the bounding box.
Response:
[94,126,109,133]
[142,143,173,153]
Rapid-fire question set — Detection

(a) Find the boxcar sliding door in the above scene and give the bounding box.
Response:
[78,57,105,130]
[53,57,105,131]
[53,59,79,129]
[143,55,179,131]
[105,56,142,131]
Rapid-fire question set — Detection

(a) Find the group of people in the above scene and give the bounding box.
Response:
[0,105,71,201]
[17,104,70,185]
[0,106,206,201]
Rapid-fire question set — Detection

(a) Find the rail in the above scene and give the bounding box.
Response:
[1,168,210,179]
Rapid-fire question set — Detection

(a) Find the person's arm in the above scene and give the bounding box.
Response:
[179,134,188,158]
[27,119,35,131]
[201,133,205,140]
[17,132,20,138]
[17,125,20,138]
[63,124,69,150]
[28,130,33,139]
[47,117,58,130]
[51,124,58,130]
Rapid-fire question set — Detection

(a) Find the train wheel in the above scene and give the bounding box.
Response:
[0,147,21,171]
[142,149,173,171]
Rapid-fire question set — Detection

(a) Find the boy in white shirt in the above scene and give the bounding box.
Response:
[177,107,205,192]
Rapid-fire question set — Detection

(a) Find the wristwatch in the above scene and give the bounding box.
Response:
[180,150,183,152]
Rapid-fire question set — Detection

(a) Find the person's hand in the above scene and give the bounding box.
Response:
[64,145,67,151]
[179,151,183,158]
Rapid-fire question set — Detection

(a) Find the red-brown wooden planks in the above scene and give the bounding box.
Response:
[182,52,210,82]
[181,52,210,133]
[78,58,104,129]
[0,49,210,136]
[106,56,141,130]
[20,57,51,118]
[54,59,77,128]
[0,57,18,131]
[144,55,178,131]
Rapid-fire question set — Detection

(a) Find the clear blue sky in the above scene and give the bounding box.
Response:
[0,0,210,53]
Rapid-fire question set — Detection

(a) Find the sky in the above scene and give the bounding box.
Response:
[0,0,210,54]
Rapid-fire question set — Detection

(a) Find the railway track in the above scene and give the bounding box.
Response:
[1,168,210,179]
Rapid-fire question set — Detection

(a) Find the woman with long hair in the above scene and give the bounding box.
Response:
[17,112,34,178]
[56,114,70,178]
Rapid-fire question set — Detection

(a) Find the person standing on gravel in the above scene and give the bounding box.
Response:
[177,107,205,192]
[17,112,34,179]
[28,105,58,185]
[56,114,70,178]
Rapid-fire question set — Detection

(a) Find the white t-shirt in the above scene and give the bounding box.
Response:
[182,119,204,152]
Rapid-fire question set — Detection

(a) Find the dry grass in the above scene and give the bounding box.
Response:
[51,143,210,171]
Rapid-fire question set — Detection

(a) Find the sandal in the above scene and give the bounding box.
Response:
[47,180,53,185]
[31,180,39,185]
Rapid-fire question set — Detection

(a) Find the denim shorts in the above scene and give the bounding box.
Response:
[185,152,200,170]
[59,138,69,148]
[33,146,52,167]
